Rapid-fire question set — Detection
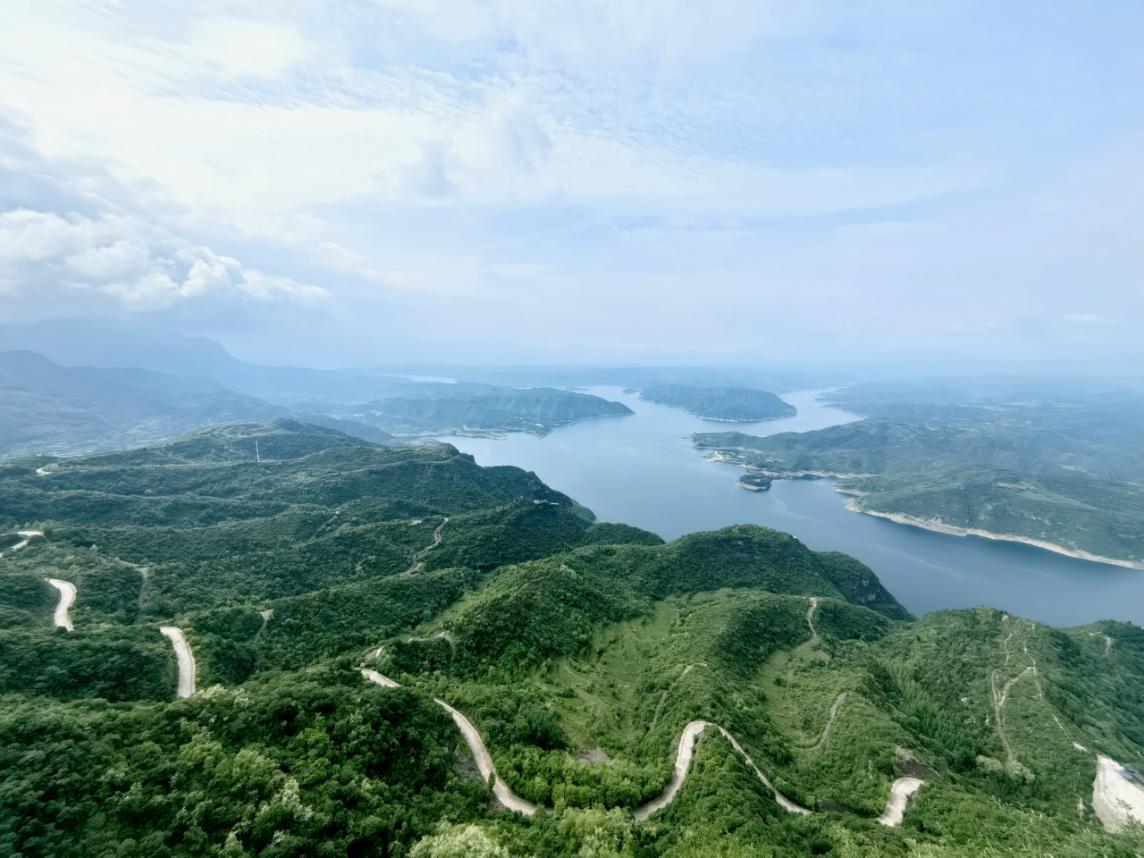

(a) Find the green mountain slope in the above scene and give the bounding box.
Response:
[349,384,633,436]
[695,418,1144,566]
[640,384,796,421]
[2,423,1143,857]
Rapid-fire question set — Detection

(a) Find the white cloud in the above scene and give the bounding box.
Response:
[186,17,310,78]
[0,1,966,224]
[0,1,1140,364]
[0,208,330,312]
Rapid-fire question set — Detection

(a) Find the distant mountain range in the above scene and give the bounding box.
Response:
[0,318,421,405]
[0,351,282,457]
[0,321,637,457]
[0,318,849,399]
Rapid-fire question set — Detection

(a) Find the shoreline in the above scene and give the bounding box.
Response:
[701,449,1142,571]
[846,500,1143,571]
[735,479,768,492]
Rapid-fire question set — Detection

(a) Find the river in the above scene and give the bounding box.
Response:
[438,387,1144,627]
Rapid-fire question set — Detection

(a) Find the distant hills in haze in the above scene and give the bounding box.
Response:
[0,318,425,405]
[639,383,796,422]
[0,350,282,458]
[0,318,849,397]
[0,320,638,458]
[4,318,858,459]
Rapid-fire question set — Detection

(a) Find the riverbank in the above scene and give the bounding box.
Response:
[846,500,1143,571]
[443,385,1144,626]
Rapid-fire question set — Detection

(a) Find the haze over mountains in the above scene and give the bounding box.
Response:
[0,319,839,458]
[0,322,645,457]
[0,350,280,457]
[0,356,632,458]
[0,319,842,397]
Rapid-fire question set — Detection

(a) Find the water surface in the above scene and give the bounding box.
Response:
[439,388,1144,627]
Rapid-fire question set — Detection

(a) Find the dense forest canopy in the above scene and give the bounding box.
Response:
[2,421,1144,856]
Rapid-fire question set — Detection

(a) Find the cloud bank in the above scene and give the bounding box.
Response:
[0,1,1141,365]
[0,208,330,312]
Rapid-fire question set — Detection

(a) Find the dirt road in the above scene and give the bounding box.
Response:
[160,626,197,699]
[45,578,76,631]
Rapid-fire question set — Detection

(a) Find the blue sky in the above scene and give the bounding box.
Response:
[1,1,1142,367]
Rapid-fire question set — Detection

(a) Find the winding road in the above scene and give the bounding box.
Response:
[401,516,450,576]
[45,578,76,631]
[634,720,811,821]
[361,669,923,825]
[362,668,537,815]
[160,626,197,699]
[878,777,924,826]
[804,692,847,752]
[1,529,44,558]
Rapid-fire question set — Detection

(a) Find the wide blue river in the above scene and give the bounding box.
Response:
[439,388,1144,627]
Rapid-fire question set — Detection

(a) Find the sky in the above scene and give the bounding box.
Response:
[1,0,1142,368]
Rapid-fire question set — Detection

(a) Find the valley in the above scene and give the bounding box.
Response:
[4,6,1139,855]
[3,421,1144,855]
[441,387,1144,627]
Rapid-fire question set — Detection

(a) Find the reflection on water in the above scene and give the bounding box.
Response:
[438,387,1144,627]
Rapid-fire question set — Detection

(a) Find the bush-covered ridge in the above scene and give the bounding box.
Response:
[351,384,634,436]
[2,421,1143,857]
[640,383,796,422]
[696,417,1144,566]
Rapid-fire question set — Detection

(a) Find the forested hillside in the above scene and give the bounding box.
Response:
[2,423,1144,856]
[348,383,633,436]
[695,386,1144,567]
[639,384,795,422]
